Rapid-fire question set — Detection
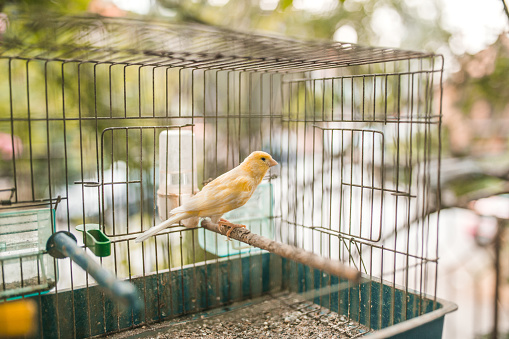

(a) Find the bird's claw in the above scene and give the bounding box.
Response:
[218,218,246,240]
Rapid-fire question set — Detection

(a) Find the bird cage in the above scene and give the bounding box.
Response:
[0,14,456,338]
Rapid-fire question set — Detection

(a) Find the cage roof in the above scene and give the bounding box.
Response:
[0,15,436,72]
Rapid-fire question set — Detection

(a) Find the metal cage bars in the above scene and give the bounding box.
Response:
[0,17,444,337]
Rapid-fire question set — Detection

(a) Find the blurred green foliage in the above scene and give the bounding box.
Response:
[155,0,450,54]
[1,0,89,14]
[453,37,509,117]
[2,0,451,54]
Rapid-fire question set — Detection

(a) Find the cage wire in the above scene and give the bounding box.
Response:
[0,14,447,338]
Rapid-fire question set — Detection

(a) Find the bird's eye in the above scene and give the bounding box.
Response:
[261,157,266,161]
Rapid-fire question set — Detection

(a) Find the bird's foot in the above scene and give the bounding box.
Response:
[218,218,246,240]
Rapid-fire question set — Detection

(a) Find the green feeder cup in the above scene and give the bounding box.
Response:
[76,224,111,257]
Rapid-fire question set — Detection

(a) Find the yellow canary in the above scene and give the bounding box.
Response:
[135,151,278,242]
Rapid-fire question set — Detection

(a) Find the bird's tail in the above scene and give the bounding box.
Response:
[135,213,183,243]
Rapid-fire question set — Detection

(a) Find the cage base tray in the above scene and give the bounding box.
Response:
[29,252,455,338]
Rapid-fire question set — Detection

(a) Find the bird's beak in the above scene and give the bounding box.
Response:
[268,159,278,167]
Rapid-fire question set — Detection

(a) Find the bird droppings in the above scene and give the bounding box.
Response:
[111,293,371,338]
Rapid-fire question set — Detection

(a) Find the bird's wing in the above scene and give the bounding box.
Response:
[177,171,255,216]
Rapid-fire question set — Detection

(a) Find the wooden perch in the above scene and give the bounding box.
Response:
[200,219,361,282]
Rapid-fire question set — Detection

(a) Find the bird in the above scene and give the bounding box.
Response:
[135,151,278,242]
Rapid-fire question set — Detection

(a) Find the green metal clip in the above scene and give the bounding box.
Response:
[75,224,111,257]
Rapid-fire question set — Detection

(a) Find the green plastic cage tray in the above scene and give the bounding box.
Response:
[26,252,456,338]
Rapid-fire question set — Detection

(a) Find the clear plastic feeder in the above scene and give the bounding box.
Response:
[0,209,57,298]
[157,130,199,228]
